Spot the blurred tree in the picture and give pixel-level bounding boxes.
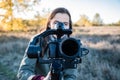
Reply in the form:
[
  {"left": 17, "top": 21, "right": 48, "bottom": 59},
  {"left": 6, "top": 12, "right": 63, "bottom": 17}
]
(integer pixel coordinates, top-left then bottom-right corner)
[
  {"left": 15, "top": 0, "right": 41, "bottom": 18},
  {"left": 75, "top": 15, "right": 92, "bottom": 27},
  {"left": 116, "top": 20, "right": 120, "bottom": 26},
  {"left": 0, "top": 0, "right": 27, "bottom": 31},
  {"left": 0, "top": 0, "right": 42, "bottom": 31},
  {"left": 16, "top": 0, "right": 49, "bottom": 31},
  {"left": 0, "top": 0, "right": 13, "bottom": 31},
  {"left": 108, "top": 20, "right": 120, "bottom": 26},
  {"left": 92, "top": 13, "right": 103, "bottom": 26}
]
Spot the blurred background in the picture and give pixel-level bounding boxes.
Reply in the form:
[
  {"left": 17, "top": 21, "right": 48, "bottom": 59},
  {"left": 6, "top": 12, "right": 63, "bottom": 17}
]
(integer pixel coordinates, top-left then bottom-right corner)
[{"left": 0, "top": 0, "right": 120, "bottom": 80}]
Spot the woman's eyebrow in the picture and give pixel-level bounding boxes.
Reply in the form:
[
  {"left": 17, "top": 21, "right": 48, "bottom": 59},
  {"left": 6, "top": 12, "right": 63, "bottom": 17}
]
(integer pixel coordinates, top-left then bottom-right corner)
[
  {"left": 54, "top": 20, "right": 59, "bottom": 23},
  {"left": 54, "top": 20, "right": 69, "bottom": 25},
  {"left": 63, "top": 22, "right": 69, "bottom": 24}
]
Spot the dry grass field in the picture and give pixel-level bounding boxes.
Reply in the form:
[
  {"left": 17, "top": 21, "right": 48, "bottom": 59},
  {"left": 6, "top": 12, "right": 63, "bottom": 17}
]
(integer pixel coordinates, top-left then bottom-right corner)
[{"left": 0, "top": 26, "right": 120, "bottom": 80}]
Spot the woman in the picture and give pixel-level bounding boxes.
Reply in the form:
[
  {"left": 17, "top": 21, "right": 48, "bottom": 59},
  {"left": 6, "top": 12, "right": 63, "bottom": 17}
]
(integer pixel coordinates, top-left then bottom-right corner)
[{"left": 17, "top": 7, "right": 77, "bottom": 80}]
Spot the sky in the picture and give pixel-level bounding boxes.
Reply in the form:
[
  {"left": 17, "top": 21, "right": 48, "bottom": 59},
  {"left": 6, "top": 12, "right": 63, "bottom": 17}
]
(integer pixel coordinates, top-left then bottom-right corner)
[{"left": 38, "top": 0, "right": 120, "bottom": 24}]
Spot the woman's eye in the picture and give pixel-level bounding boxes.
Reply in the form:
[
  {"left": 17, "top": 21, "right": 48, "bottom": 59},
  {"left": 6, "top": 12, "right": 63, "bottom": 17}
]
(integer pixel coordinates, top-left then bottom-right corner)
[
  {"left": 64, "top": 23, "right": 68, "bottom": 26},
  {"left": 65, "top": 24, "right": 67, "bottom": 26},
  {"left": 54, "top": 21, "right": 58, "bottom": 24}
]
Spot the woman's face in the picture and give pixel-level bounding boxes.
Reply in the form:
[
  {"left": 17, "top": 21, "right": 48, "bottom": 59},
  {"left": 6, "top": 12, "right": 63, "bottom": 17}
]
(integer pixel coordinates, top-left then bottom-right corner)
[{"left": 50, "top": 13, "right": 70, "bottom": 29}]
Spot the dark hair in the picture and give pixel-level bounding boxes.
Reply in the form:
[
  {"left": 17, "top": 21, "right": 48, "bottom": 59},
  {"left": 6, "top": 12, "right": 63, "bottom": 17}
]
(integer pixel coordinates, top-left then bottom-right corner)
[{"left": 46, "top": 7, "right": 72, "bottom": 30}]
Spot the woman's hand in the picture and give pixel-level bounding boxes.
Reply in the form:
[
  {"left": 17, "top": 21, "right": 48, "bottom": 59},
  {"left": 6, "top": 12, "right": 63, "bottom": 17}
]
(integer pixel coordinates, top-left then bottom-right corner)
[{"left": 32, "top": 72, "right": 51, "bottom": 80}]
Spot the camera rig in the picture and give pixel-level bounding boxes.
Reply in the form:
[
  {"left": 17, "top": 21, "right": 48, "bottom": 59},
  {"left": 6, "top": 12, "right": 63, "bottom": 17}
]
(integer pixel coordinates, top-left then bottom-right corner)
[{"left": 26, "top": 22, "right": 89, "bottom": 80}]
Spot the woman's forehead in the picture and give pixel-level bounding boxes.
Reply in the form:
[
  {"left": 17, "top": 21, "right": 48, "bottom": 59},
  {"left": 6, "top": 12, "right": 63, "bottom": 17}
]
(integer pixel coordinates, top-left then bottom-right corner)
[{"left": 52, "top": 13, "right": 69, "bottom": 22}]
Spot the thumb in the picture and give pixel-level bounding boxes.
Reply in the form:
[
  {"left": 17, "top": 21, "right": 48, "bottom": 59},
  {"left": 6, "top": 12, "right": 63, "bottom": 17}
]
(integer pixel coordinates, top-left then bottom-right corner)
[{"left": 44, "top": 71, "right": 51, "bottom": 80}]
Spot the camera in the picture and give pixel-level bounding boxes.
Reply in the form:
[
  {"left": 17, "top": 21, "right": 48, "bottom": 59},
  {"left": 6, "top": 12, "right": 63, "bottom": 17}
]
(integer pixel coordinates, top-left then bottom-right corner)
[{"left": 27, "top": 21, "right": 89, "bottom": 67}]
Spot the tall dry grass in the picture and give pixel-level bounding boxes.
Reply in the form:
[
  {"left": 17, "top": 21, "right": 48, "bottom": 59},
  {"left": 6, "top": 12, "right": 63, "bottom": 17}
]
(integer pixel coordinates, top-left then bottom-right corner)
[
  {"left": 73, "top": 27, "right": 120, "bottom": 80},
  {"left": 0, "top": 26, "right": 120, "bottom": 80},
  {"left": 0, "top": 32, "right": 31, "bottom": 80}
]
